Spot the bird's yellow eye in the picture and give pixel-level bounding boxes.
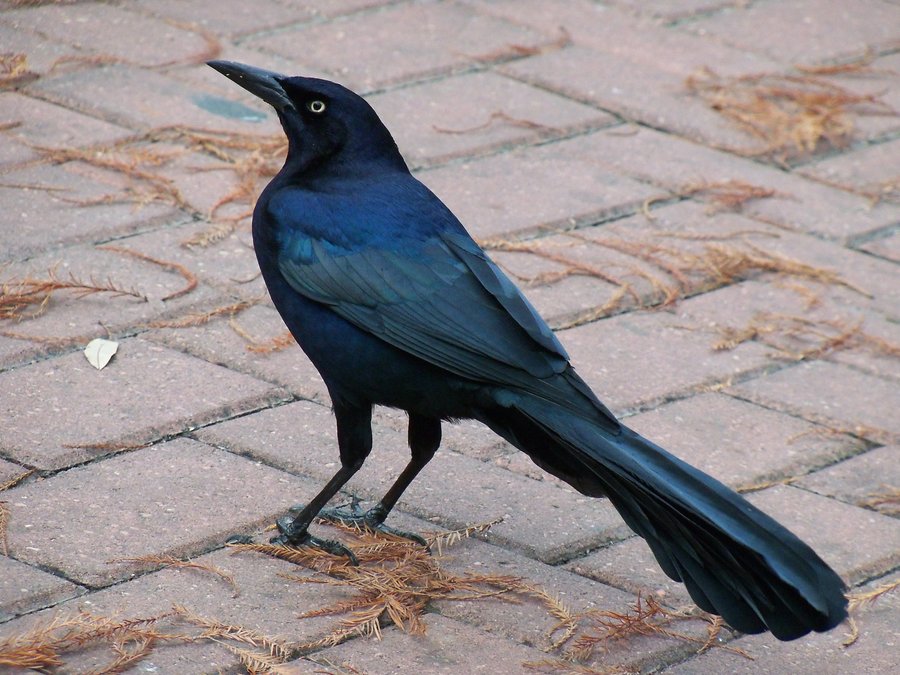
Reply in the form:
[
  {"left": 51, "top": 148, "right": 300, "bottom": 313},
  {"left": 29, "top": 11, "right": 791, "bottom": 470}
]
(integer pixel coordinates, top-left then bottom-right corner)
[{"left": 307, "top": 100, "right": 326, "bottom": 114}]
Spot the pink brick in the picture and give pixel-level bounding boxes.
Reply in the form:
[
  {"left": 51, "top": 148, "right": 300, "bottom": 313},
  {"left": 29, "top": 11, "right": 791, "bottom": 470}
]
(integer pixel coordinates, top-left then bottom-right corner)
[
  {"left": 796, "top": 138, "right": 900, "bottom": 203},
  {"left": 0, "top": 338, "right": 289, "bottom": 470},
  {"left": 685, "top": 0, "right": 900, "bottom": 64},
  {"left": 0, "top": 161, "right": 176, "bottom": 262},
  {"left": 0, "top": 556, "right": 82, "bottom": 622},
  {"left": 287, "top": 613, "right": 551, "bottom": 673},
  {"left": 0, "top": 240, "right": 223, "bottom": 348},
  {"left": 667, "top": 573, "right": 900, "bottom": 673},
  {"left": 570, "top": 536, "right": 695, "bottom": 609},
  {"left": 745, "top": 485, "right": 900, "bottom": 584},
  {"left": 0, "top": 21, "right": 81, "bottom": 74},
  {"left": 1, "top": 3, "right": 215, "bottom": 68},
  {"left": 795, "top": 445, "right": 900, "bottom": 517},
  {"left": 858, "top": 229, "right": 900, "bottom": 264},
  {"left": 151, "top": 303, "right": 329, "bottom": 403},
  {"left": 504, "top": 45, "right": 767, "bottom": 156},
  {"left": 0, "top": 92, "right": 131, "bottom": 167},
  {"left": 0, "top": 546, "right": 347, "bottom": 672},
  {"left": 537, "top": 126, "right": 900, "bottom": 242},
  {"left": 29, "top": 64, "right": 278, "bottom": 133},
  {"left": 369, "top": 70, "right": 614, "bottom": 168},
  {"left": 625, "top": 392, "right": 864, "bottom": 489},
  {"left": 559, "top": 300, "right": 772, "bottom": 413},
  {"left": 418, "top": 134, "right": 664, "bottom": 240},
  {"left": 246, "top": 2, "right": 552, "bottom": 91},
  {"left": 729, "top": 361, "right": 899, "bottom": 445},
  {"left": 2, "top": 438, "right": 315, "bottom": 587},
  {"left": 435, "top": 537, "right": 712, "bottom": 671}
]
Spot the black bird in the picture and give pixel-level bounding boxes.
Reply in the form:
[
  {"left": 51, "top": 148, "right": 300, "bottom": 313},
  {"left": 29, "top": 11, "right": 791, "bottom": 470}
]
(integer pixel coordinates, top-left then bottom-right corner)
[{"left": 208, "top": 60, "right": 847, "bottom": 640}]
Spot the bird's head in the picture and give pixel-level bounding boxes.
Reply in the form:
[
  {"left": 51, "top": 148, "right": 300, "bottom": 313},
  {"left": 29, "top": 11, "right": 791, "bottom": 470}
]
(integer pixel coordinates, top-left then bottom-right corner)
[{"left": 208, "top": 60, "right": 406, "bottom": 176}]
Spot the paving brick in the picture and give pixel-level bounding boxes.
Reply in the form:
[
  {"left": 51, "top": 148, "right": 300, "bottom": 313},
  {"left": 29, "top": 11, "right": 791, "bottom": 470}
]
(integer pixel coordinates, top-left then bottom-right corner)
[
  {"left": 0, "top": 546, "right": 346, "bottom": 672},
  {"left": 0, "top": 238, "right": 223, "bottom": 350},
  {"left": 569, "top": 536, "right": 695, "bottom": 609},
  {"left": 0, "top": 161, "right": 177, "bottom": 263},
  {"left": 368, "top": 70, "right": 615, "bottom": 168},
  {"left": 28, "top": 64, "right": 278, "bottom": 134},
  {"left": 530, "top": 126, "right": 900, "bottom": 242},
  {"left": 433, "top": 538, "right": 637, "bottom": 645},
  {"left": 246, "top": 2, "right": 552, "bottom": 91},
  {"left": 685, "top": 0, "right": 900, "bottom": 65},
  {"left": 473, "top": 0, "right": 779, "bottom": 76},
  {"left": 110, "top": 218, "right": 266, "bottom": 299},
  {"left": 796, "top": 138, "right": 900, "bottom": 205},
  {"left": 139, "top": 0, "right": 313, "bottom": 38},
  {"left": 151, "top": 303, "right": 329, "bottom": 402},
  {"left": 607, "top": 0, "right": 737, "bottom": 21},
  {"left": 197, "top": 401, "right": 630, "bottom": 563},
  {"left": 857, "top": 227, "right": 900, "bottom": 263},
  {"left": 558, "top": 299, "right": 772, "bottom": 414},
  {"left": 0, "top": 556, "right": 82, "bottom": 623},
  {"left": 745, "top": 485, "right": 900, "bottom": 584},
  {"left": 417, "top": 134, "right": 665, "bottom": 240},
  {"left": 0, "top": 338, "right": 289, "bottom": 470},
  {"left": 0, "top": 92, "right": 132, "bottom": 167},
  {"left": 827, "top": 309, "right": 900, "bottom": 381},
  {"left": 287, "top": 613, "right": 551, "bottom": 674},
  {"left": 0, "top": 458, "right": 30, "bottom": 487},
  {"left": 1, "top": 3, "right": 215, "bottom": 68},
  {"left": 729, "top": 361, "right": 899, "bottom": 445},
  {"left": 504, "top": 45, "right": 769, "bottom": 156},
  {"left": 665, "top": 573, "right": 900, "bottom": 673},
  {"left": 2, "top": 437, "right": 315, "bottom": 587},
  {"left": 794, "top": 445, "right": 900, "bottom": 517},
  {"left": 0, "top": 21, "right": 81, "bottom": 75},
  {"left": 623, "top": 392, "right": 864, "bottom": 489},
  {"left": 434, "top": 536, "right": 711, "bottom": 671}
]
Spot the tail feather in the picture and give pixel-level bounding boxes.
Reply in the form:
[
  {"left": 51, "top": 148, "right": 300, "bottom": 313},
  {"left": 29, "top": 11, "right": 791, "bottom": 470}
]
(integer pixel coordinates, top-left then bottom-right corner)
[{"left": 481, "top": 394, "right": 847, "bottom": 640}]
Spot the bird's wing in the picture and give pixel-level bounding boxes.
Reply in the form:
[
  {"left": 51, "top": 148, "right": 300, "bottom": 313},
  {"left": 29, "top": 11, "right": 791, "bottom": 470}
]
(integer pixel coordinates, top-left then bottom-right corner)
[{"left": 276, "top": 226, "right": 569, "bottom": 385}]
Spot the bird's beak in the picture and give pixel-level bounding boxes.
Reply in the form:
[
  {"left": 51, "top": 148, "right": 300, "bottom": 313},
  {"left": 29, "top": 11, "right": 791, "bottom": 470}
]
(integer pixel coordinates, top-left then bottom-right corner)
[{"left": 207, "top": 60, "right": 294, "bottom": 111}]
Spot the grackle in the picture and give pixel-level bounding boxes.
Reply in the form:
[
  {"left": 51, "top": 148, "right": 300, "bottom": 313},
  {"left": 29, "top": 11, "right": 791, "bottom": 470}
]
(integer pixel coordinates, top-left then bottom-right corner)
[{"left": 209, "top": 60, "right": 847, "bottom": 640}]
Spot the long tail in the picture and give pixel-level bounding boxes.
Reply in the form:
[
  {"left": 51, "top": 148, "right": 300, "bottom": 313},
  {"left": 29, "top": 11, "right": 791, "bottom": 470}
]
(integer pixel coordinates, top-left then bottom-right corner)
[{"left": 481, "top": 393, "right": 848, "bottom": 640}]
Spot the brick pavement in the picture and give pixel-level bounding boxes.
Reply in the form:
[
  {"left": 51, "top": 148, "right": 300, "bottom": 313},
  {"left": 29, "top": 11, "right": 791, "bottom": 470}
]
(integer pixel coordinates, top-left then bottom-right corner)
[{"left": 1, "top": 1, "right": 898, "bottom": 673}]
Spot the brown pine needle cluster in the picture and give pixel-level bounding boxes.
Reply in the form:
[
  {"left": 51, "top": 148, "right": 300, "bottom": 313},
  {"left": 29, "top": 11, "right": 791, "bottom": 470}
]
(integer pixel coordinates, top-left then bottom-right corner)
[
  {"left": 527, "top": 596, "right": 749, "bottom": 672},
  {"left": 485, "top": 232, "right": 864, "bottom": 329},
  {"left": 711, "top": 312, "right": 897, "bottom": 362},
  {"left": 857, "top": 486, "right": 900, "bottom": 516},
  {"left": 0, "top": 606, "right": 294, "bottom": 673},
  {"left": 229, "top": 519, "right": 535, "bottom": 651},
  {"left": 97, "top": 245, "right": 198, "bottom": 301},
  {"left": 842, "top": 578, "right": 900, "bottom": 648},
  {"left": 109, "top": 554, "right": 240, "bottom": 597},
  {"left": 146, "top": 299, "right": 256, "bottom": 329},
  {"left": 0, "top": 268, "right": 146, "bottom": 321},
  {"left": 0, "top": 610, "right": 181, "bottom": 672},
  {"left": 686, "top": 66, "right": 896, "bottom": 160},
  {"left": 0, "top": 52, "right": 38, "bottom": 88}
]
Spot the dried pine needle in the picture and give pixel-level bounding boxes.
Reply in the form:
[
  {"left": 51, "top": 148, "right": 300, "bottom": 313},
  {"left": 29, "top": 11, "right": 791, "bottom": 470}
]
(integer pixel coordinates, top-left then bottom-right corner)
[{"left": 1, "top": 268, "right": 146, "bottom": 321}]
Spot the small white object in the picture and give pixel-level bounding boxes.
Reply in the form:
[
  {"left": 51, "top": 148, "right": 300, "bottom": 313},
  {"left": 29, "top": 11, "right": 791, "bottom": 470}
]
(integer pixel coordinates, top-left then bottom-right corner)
[{"left": 84, "top": 338, "right": 119, "bottom": 370}]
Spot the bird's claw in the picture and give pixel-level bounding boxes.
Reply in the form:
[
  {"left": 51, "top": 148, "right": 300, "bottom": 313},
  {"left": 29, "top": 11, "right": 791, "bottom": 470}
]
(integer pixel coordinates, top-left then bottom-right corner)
[
  {"left": 317, "top": 503, "right": 431, "bottom": 551},
  {"left": 271, "top": 515, "right": 360, "bottom": 565}
]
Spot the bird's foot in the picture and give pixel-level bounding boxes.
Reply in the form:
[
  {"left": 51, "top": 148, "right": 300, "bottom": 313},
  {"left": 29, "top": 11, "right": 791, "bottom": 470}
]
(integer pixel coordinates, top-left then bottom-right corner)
[
  {"left": 316, "top": 499, "right": 430, "bottom": 550},
  {"left": 270, "top": 513, "right": 360, "bottom": 565}
]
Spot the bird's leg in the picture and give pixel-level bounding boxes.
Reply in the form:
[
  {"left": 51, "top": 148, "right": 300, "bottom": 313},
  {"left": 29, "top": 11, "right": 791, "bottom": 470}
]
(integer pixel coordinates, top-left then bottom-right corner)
[
  {"left": 317, "top": 415, "right": 441, "bottom": 548},
  {"left": 270, "top": 403, "right": 373, "bottom": 564}
]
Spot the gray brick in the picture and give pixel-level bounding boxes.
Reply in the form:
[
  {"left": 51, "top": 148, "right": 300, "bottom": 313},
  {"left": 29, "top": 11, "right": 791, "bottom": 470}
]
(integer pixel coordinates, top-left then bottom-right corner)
[
  {"left": 0, "top": 338, "right": 289, "bottom": 470},
  {"left": 2, "top": 438, "right": 315, "bottom": 586}
]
